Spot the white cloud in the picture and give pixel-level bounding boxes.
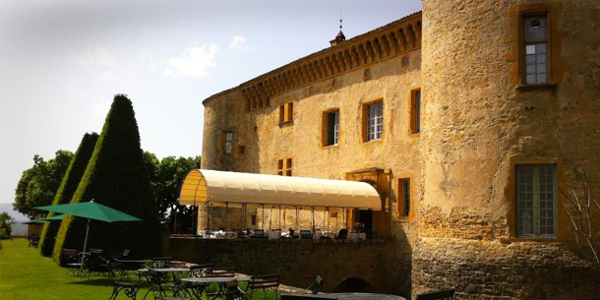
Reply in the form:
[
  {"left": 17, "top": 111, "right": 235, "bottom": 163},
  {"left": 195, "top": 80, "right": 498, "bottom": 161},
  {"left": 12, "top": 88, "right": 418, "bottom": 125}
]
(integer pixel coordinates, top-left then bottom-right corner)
[
  {"left": 164, "top": 44, "right": 219, "bottom": 78},
  {"left": 71, "top": 46, "right": 117, "bottom": 68},
  {"left": 100, "top": 71, "right": 113, "bottom": 81},
  {"left": 229, "top": 35, "right": 252, "bottom": 51}
]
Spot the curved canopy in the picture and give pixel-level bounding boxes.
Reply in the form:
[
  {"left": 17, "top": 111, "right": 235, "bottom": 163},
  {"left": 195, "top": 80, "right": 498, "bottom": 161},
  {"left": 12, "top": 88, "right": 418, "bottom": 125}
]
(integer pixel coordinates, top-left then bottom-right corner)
[{"left": 179, "top": 169, "right": 382, "bottom": 210}]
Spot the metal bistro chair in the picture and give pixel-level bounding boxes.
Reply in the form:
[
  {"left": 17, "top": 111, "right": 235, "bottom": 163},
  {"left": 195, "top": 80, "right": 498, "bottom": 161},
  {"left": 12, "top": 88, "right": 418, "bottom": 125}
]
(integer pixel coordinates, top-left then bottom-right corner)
[
  {"left": 108, "top": 281, "right": 140, "bottom": 300},
  {"left": 416, "top": 288, "right": 455, "bottom": 300},
  {"left": 247, "top": 273, "right": 281, "bottom": 299},
  {"left": 182, "top": 264, "right": 215, "bottom": 299},
  {"left": 306, "top": 275, "right": 324, "bottom": 294}
]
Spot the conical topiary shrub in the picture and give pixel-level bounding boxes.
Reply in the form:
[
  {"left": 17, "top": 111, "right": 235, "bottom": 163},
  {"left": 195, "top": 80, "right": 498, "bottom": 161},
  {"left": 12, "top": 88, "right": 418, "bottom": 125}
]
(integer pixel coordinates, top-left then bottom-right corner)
[
  {"left": 39, "top": 133, "right": 98, "bottom": 257},
  {"left": 53, "top": 94, "right": 160, "bottom": 263}
]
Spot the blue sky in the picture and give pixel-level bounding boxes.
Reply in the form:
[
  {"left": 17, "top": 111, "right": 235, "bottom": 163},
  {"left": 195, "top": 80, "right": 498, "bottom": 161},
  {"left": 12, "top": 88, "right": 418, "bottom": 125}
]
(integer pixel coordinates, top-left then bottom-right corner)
[{"left": 0, "top": 0, "right": 422, "bottom": 204}]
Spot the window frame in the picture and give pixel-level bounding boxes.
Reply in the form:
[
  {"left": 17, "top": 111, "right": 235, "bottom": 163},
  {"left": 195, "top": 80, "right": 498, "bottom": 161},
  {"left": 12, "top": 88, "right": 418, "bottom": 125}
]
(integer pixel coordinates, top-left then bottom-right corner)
[
  {"left": 519, "top": 10, "right": 552, "bottom": 86},
  {"left": 410, "top": 89, "right": 421, "bottom": 135},
  {"left": 396, "top": 177, "right": 412, "bottom": 219},
  {"left": 279, "top": 102, "right": 295, "bottom": 125},
  {"left": 285, "top": 158, "right": 293, "bottom": 176},
  {"left": 323, "top": 109, "right": 340, "bottom": 147},
  {"left": 277, "top": 159, "right": 284, "bottom": 176},
  {"left": 222, "top": 131, "right": 234, "bottom": 155},
  {"left": 515, "top": 164, "right": 558, "bottom": 238},
  {"left": 363, "top": 100, "right": 383, "bottom": 142}
]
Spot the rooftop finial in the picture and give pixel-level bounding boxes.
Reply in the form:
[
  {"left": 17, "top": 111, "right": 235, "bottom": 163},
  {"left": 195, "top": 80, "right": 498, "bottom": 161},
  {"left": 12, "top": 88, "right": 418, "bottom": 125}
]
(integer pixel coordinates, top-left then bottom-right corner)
[{"left": 330, "top": 12, "right": 346, "bottom": 47}]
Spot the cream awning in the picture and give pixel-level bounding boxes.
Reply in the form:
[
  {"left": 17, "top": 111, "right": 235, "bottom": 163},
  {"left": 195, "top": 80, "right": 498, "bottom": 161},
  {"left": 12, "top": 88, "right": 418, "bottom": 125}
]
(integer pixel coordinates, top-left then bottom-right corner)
[{"left": 179, "top": 169, "right": 382, "bottom": 210}]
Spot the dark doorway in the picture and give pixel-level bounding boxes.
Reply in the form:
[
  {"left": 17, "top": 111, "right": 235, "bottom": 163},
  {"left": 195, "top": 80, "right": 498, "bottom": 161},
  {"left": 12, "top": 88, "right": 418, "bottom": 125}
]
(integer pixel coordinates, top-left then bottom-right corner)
[
  {"left": 333, "top": 277, "right": 376, "bottom": 293},
  {"left": 357, "top": 210, "right": 373, "bottom": 239}
]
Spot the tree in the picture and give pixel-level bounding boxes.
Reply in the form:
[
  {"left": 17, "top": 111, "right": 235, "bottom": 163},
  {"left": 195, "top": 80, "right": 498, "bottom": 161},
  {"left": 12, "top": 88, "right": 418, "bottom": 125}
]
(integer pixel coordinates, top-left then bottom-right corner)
[
  {"left": 13, "top": 150, "right": 74, "bottom": 218},
  {"left": 53, "top": 94, "right": 160, "bottom": 263},
  {"left": 0, "top": 212, "right": 13, "bottom": 239},
  {"left": 154, "top": 156, "right": 200, "bottom": 233},
  {"left": 39, "top": 133, "right": 99, "bottom": 256},
  {"left": 561, "top": 169, "right": 600, "bottom": 268}
]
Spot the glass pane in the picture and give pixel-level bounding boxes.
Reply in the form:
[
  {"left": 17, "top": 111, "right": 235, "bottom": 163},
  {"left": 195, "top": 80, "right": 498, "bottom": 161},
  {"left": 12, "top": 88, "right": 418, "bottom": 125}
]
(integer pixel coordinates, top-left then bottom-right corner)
[
  {"left": 526, "top": 65, "right": 536, "bottom": 74},
  {"left": 538, "top": 166, "right": 556, "bottom": 235},
  {"left": 526, "top": 75, "right": 536, "bottom": 84},
  {"left": 517, "top": 166, "right": 535, "bottom": 236},
  {"left": 537, "top": 64, "right": 546, "bottom": 73},
  {"left": 526, "top": 54, "right": 536, "bottom": 64},
  {"left": 537, "top": 73, "right": 547, "bottom": 83},
  {"left": 536, "top": 43, "right": 546, "bottom": 54},
  {"left": 524, "top": 15, "right": 548, "bottom": 43},
  {"left": 537, "top": 54, "right": 546, "bottom": 64},
  {"left": 526, "top": 45, "right": 536, "bottom": 54}
]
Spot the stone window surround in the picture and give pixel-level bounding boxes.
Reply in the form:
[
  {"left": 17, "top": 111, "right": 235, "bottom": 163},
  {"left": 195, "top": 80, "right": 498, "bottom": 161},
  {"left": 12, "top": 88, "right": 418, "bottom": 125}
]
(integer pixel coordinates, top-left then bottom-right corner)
[
  {"left": 409, "top": 88, "right": 421, "bottom": 135},
  {"left": 362, "top": 98, "right": 384, "bottom": 143},
  {"left": 395, "top": 174, "right": 414, "bottom": 221},
  {"left": 508, "top": 3, "right": 563, "bottom": 90},
  {"left": 506, "top": 161, "right": 567, "bottom": 241},
  {"left": 322, "top": 108, "right": 341, "bottom": 148}
]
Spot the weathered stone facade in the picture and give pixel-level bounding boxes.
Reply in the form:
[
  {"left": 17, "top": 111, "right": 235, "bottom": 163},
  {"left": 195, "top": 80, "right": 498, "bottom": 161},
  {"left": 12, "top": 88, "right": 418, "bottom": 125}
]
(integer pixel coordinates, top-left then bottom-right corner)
[
  {"left": 169, "top": 237, "right": 404, "bottom": 294},
  {"left": 197, "top": 2, "right": 600, "bottom": 299}
]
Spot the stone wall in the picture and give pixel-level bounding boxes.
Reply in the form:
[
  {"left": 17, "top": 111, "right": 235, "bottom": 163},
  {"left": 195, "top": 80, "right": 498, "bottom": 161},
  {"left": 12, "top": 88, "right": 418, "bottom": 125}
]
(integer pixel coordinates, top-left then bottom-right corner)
[
  {"left": 169, "top": 237, "right": 409, "bottom": 297},
  {"left": 413, "top": 237, "right": 599, "bottom": 300}
]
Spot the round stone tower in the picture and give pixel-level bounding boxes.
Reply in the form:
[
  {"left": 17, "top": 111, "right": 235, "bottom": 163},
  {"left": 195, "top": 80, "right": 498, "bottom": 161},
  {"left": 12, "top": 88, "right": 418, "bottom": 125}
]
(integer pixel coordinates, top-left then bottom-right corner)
[{"left": 417, "top": 0, "right": 600, "bottom": 299}]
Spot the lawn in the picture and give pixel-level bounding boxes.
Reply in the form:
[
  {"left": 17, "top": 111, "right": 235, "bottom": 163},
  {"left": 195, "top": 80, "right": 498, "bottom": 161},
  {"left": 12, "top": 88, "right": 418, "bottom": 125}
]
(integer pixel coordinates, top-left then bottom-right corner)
[{"left": 0, "top": 239, "right": 278, "bottom": 300}]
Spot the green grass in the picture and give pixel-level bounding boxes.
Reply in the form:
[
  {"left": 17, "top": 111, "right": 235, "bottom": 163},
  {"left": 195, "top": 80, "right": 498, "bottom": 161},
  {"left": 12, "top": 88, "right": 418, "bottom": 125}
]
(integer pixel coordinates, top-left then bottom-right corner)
[{"left": 0, "top": 239, "right": 278, "bottom": 300}]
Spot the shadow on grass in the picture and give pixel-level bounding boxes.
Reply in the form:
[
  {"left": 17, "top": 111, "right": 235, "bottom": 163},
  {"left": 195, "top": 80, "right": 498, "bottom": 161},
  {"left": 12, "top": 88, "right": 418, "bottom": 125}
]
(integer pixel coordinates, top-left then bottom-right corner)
[{"left": 65, "top": 278, "right": 116, "bottom": 287}]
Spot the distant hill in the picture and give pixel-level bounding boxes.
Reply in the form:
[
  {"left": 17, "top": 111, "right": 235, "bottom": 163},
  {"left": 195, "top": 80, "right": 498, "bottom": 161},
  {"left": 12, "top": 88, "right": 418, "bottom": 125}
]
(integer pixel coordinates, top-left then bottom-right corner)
[{"left": 0, "top": 203, "right": 28, "bottom": 222}]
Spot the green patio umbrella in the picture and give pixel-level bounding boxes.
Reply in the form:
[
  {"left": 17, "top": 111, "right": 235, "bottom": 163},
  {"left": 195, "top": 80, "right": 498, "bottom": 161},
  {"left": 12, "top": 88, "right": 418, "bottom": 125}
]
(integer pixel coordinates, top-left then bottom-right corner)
[
  {"left": 35, "top": 200, "right": 142, "bottom": 267},
  {"left": 23, "top": 214, "right": 65, "bottom": 224}
]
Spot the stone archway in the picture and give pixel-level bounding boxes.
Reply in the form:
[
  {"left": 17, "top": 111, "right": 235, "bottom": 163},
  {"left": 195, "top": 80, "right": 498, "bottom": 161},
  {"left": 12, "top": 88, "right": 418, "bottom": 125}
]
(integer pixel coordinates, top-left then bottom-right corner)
[{"left": 332, "top": 277, "right": 376, "bottom": 293}]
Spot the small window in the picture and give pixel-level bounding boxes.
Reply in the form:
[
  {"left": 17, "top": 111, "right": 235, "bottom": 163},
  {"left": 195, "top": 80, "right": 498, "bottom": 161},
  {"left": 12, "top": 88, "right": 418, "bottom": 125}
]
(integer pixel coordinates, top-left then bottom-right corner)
[
  {"left": 286, "top": 158, "right": 293, "bottom": 176},
  {"left": 277, "top": 159, "right": 284, "bottom": 176},
  {"left": 516, "top": 165, "right": 557, "bottom": 237},
  {"left": 324, "top": 110, "right": 340, "bottom": 146},
  {"left": 224, "top": 132, "right": 233, "bottom": 154},
  {"left": 251, "top": 215, "right": 257, "bottom": 226},
  {"left": 279, "top": 102, "right": 294, "bottom": 124},
  {"left": 398, "top": 178, "right": 411, "bottom": 217},
  {"left": 523, "top": 14, "right": 548, "bottom": 84},
  {"left": 365, "top": 101, "right": 383, "bottom": 141},
  {"left": 254, "top": 126, "right": 258, "bottom": 133},
  {"left": 364, "top": 68, "right": 372, "bottom": 80},
  {"left": 410, "top": 89, "right": 421, "bottom": 134},
  {"left": 238, "top": 145, "right": 245, "bottom": 154}
]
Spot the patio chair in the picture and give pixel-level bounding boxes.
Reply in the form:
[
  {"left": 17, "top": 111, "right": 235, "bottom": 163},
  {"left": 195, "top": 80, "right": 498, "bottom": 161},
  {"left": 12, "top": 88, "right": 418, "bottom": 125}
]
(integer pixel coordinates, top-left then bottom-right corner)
[
  {"left": 224, "top": 279, "right": 246, "bottom": 300},
  {"left": 62, "top": 248, "right": 85, "bottom": 275},
  {"left": 416, "top": 288, "right": 455, "bottom": 300},
  {"left": 336, "top": 229, "right": 348, "bottom": 240},
  {"left": 247, "top": 273, "right": 280, "bottom": 299},
  {"left": 108, "top": 281, "right": 140, "bottom": 300},
  {"left": 306, "top": 275, "right": 324, "bottom": 294},
  {"left": 281, "top": 295, "right": 337, "bottom": 300},
  {"left": 206, "top": 266, "right": 236, "bottom": 277},
  {"left": 142, "top": 269, "right": 181, "bottom": 300}
]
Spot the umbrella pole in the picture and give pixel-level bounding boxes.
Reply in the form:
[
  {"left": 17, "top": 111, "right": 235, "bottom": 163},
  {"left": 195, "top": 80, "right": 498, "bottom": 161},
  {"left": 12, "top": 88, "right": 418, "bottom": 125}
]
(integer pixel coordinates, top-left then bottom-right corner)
[{"left": 80, "top": 219, "right": 91, "bottom": 273}]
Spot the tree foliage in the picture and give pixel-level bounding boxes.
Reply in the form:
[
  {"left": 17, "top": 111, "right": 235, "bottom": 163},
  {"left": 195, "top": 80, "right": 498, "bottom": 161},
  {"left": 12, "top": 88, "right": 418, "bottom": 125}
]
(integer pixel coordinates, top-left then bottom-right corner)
[
  {"left": 53, "top": 95, "right": 160, "bottom": 262},
  {"left": 39, "top": 133, "right": 99, "bottom": 256},
  {"left": 142, "top": 154, "right": 200, "bottom": 233},
  {"left": 0, "top": 212, "right": 13, "bottom": 239},
  {"left": 13, "top": 151, "right": 74, "bottom": 218}
]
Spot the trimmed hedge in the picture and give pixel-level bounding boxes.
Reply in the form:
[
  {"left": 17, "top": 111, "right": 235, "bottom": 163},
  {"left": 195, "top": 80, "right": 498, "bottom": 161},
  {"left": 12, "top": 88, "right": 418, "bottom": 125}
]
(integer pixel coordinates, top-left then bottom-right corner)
[
  {"left": 53, "top": 95, "right": 160, "bottom": 263},
  {"left": 39, "top": 133, "right": 98, "bottom": 257}
]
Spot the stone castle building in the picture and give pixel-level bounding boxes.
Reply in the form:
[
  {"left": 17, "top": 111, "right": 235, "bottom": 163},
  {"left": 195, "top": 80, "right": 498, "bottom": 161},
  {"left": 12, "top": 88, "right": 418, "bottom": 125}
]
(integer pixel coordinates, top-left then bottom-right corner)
[{"left": 195, "top": 1, "right": 600, "bottom": 299}]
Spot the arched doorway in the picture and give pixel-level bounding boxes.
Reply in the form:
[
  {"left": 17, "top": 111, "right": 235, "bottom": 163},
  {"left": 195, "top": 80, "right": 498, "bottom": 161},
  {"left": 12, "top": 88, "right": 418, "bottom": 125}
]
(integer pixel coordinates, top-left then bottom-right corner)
[{"left": 333, "top": 277, "right": 376, "bottom": 293}]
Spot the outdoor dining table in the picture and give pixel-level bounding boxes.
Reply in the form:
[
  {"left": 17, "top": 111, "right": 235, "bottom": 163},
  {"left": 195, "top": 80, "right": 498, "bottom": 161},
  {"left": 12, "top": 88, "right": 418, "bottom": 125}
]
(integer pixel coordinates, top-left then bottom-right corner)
[
  {"left": 180, "top": 275, "right": 252, "bottom": 300},
  {"left": 113, "top": 259, "right": 152, "bottom": 278}
]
